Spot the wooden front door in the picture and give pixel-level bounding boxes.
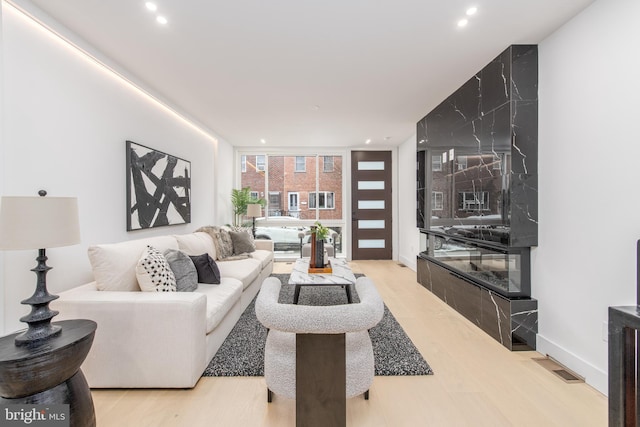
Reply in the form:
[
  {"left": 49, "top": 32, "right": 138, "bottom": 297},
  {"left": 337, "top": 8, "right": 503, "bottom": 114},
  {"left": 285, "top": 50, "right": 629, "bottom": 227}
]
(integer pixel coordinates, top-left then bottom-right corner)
[{"left": 351, "top": 151, "right": 392, "bottom": 260}]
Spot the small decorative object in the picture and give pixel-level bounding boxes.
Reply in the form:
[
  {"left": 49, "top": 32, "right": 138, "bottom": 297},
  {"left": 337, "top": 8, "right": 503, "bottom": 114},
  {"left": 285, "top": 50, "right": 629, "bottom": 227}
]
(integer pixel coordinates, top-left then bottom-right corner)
[
  {"left": 309, "top": 225, "right": 317, "bottom": 269},
  {"left": 126, "top": 140, "right": 191, "bottom": 231},
  {"left": 308, "top": 221, "right": 333, "bottom": 273},
  {"left": 246, "top": 203, "right": 262, "bottom": 238},
  {"left": 0, "top": 191, "right": 81, "bottom": 345}
]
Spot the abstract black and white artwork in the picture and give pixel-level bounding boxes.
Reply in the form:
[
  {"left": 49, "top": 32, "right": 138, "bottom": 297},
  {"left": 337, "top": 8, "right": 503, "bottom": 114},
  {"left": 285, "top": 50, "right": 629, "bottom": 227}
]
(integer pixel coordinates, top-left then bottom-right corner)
[{"left": 126, "top": 140, "right": 191, "bottom": 231}]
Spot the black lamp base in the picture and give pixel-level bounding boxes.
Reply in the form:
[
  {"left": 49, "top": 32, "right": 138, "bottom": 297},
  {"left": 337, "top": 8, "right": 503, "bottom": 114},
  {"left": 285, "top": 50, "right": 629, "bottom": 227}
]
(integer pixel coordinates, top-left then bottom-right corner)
[{"left": 15, "top": 248, "right": 61, "bottom": 346}]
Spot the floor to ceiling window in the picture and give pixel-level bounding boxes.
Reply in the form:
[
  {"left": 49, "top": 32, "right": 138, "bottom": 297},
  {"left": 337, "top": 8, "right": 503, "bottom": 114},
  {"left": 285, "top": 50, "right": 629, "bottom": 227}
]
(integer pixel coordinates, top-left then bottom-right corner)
[{"left": 238, "top": 152, "right": 345, "bottom": 258}]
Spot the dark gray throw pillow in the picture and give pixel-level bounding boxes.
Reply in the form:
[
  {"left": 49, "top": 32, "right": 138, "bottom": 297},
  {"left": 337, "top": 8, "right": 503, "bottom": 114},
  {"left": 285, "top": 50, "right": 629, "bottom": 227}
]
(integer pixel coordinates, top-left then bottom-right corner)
[
  {"left": 163, "top": 249, "right": 198, "bottom": 292},
  {"left": 189, "top": 253, "right": 221, "bottom": 284},
  {"left": 230, "top": 230, "right": 256, "bottom": 255}
]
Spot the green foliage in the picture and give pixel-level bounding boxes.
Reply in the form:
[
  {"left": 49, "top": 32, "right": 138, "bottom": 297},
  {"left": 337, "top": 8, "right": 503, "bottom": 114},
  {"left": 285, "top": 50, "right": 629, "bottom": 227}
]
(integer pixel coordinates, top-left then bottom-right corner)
[
  {"left": 313, "top": 221, "right": 330, "bottom": 241},
  {"left": 231, "top": 187, "right": 265, "bottom": 226}
]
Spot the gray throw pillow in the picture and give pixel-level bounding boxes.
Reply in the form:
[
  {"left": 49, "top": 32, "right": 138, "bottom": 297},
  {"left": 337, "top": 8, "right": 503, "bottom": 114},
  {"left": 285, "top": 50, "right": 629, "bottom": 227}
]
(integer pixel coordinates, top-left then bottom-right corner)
[
  {"left": 230, "top": 230, "right": 256, "bottom": 255},
  {"left": 163, "top": 249, "right": 198, "bottom": 292}
]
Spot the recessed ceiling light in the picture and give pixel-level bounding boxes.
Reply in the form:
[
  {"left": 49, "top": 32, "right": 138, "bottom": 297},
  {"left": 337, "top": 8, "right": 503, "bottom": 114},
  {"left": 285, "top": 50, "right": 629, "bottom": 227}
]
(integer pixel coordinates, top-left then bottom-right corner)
[
  {"left": 466, "top": 7, "right": 478, "bottom": 16},
  {"left": 457, "top": 19, "right": 468, "bottom": 27},
  {"left": 145, "top": 2, "right": 157, "bottom": 12},
  {"left": 156, "top": 16, "right": 168, "bottom": 25},
  {"left": 365, "top": 139, "right": 371, "bottom": 144},
  {"left": 260, "top": 139, "right": 267, "bottom": 144}
]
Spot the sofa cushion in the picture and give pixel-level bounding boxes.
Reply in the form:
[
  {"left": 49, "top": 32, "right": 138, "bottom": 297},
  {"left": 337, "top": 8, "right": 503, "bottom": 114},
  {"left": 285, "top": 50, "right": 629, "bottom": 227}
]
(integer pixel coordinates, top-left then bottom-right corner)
[
  {"left": 88, "top": 235, "right": 179, "bottom": 291},
  {"left": 229, "top": 225, "right": 254, "bottom": 243},
  {"left": 189, "top": 253, "right": 221, "bottom": 285},
  {"left": 216, "top": 258, "right": 262, "bottom": 290},
  {"left": 249, "top": 249, "right": 274, "bottom": 270},
  {"left": 229, "top": 230, "right": 256, "bottom": 255},
  {"left": 136, "top": 246, "right": 177, "bottom": 292},
  {"left": 197, "top": 279, "right": 243, "bottom": 333},
  {"left": 174, "top": 232, "right": 217, "bottom": 260},
  {"left": 164, "top": 249, "right": 198, "bottom": 292}
]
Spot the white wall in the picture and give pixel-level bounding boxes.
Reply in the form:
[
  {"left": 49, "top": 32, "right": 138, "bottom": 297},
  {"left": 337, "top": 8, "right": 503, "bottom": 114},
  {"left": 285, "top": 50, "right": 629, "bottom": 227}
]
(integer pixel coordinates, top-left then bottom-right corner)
[
  {"left": 534, "top": 0, "right": 640, "bottom": 394},
  {"left": 398, "top": 134, "right": 419, "bottom": 271},
  {"left": 0, "top": 3, "right": 5, "bottom": 335},
  {"left": 0, "top": 6, "right": 233, "bottom": 335}
]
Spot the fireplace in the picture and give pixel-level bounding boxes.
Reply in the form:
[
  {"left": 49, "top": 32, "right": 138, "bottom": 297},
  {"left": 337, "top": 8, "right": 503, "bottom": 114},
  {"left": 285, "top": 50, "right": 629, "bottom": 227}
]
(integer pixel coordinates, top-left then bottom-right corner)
[{"left": 415, "top": 45, "right": 538, "bottom": 350}]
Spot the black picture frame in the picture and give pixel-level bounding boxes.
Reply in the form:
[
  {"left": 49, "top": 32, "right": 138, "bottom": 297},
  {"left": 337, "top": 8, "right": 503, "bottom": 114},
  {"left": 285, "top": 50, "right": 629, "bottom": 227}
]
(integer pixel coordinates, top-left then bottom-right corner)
[{"left": 126, "top": 140, "right": 191, "bottom": 231}]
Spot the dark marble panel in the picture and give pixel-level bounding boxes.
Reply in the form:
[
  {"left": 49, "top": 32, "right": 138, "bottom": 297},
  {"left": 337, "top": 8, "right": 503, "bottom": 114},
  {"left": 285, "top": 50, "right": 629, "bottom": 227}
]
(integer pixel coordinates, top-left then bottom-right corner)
[
  {"left": 452, "top": 75, "right": 482, "bottom": 126},
  {"left": 417, "top": 257, "right": 538, "bottom": 351},
  {"left": 480, "top": 289, "right": 512, "bottom": 348},
  {"left": 480, "top": 102, "right": 511, "bottom": 153},
  {"left": 416, "top": 257, "right": 430, "bottom": 291},
  {"left": 445, "top": 272, "right": 482, "bottom": 326},
  {"left": 510, "top": 173, "right": 538, "bottom": 247},
  {"left": 511, "top": 45, "right": 538, "bottom": 102},
  {"left": 417, "top": 151, "right": 426, "bottom": 229},
  {"left": 511, "top": 299, "right": 538, "bottom": 350},
  {"left": 451, "top": 118, "right": 482, "bottom": 151},
  {"left": 417, "top": 117, "right": 427, "bottom": 148},
  {"left": 510, "top": 100, "right": 538, "bottom": 175},
  {"left": 418, "top": 44, "right": 537, "bottom": 251},
  {"left": 481, "top": 49, "right": 511, "bottom": 115}
]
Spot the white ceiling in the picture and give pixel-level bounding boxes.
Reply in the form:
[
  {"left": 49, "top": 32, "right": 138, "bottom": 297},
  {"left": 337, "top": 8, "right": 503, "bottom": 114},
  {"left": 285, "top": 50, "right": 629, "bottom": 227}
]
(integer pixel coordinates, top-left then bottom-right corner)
[{"left": 12, "top": 0, "right": 595, "bottom": 148}]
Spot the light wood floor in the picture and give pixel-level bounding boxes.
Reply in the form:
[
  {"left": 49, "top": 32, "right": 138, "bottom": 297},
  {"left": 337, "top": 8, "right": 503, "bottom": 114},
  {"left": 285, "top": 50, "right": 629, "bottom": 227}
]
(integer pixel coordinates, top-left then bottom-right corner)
[{"left": 91, "top": 260, "right": 607, "bottom": 426}]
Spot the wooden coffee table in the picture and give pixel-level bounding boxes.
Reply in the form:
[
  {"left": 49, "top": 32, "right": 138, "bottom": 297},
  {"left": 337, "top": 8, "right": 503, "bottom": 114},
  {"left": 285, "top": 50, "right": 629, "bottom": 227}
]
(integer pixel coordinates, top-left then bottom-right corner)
[{"left": 289, "top": 258, "right": 357, "bottom": 304}]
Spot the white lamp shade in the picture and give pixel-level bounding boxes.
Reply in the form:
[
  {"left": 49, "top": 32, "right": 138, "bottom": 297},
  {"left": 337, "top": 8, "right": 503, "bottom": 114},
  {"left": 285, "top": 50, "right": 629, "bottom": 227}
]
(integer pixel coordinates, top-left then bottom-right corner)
[
  {"left": 0, "top": 196, "right": 81, "bottom": 250},
  {"left": 246, "top": 204, "right": 262, "bottom": 218}
]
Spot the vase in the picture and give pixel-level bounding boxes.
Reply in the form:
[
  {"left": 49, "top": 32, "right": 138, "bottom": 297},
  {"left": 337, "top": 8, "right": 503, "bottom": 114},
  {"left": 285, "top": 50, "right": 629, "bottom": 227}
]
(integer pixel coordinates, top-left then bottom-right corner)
[{"left": 315, "top": 239, "right": 324, "bottom": 268}]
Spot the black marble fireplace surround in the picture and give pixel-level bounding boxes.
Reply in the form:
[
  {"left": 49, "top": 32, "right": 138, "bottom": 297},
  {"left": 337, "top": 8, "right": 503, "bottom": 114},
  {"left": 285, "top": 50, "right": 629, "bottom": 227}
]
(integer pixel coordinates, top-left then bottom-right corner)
[{"left": 416, "top": 45, "right": 538, "bottom": 350}]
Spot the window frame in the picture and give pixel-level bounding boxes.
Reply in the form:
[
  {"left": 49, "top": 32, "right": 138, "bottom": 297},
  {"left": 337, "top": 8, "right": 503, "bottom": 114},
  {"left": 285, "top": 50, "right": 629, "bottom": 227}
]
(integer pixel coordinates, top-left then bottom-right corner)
[
  {"left": 309, "top": 191, "right": 335, "bottom": 210},
  {"left": 323, "top": 156, "right": 334, "bottom": 172},
  {"left": 295, "top": 156, "right": 306, "bottom": 172},
  {"left": 256, "top": 155, "right": 266, "bottom": 172},
  {"left": 432, "top": 191, "right": 444, "bottom": 210},
  {"left": 432, "top": 155, "right": 442, "bottom": 172}
]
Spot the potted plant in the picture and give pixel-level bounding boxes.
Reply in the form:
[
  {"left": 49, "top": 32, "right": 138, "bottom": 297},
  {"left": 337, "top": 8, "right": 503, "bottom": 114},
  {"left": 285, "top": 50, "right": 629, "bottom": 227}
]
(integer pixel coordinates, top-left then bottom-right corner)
[
  {"left": 312, "top": 221, "right": 330, "bottom": 267},
  {"left": 231, "top": 187, "right": 265, "bottom": 226}
]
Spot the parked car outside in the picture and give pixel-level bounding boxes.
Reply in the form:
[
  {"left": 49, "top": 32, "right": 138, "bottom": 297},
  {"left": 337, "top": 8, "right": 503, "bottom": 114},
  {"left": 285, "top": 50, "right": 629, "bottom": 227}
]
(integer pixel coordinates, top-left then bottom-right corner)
[{"left": 253, "top": 217, "right": 337, "bottom": 252}]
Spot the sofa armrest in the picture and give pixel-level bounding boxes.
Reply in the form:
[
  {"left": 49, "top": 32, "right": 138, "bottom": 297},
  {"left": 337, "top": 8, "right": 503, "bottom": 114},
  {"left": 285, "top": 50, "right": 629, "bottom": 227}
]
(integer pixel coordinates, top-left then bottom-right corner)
[
  {"left": 52, "top": 283, "right": 207, "bottom": 388},
  {"left": 255, "top": 239, "right": 274, "bottom": 252}
]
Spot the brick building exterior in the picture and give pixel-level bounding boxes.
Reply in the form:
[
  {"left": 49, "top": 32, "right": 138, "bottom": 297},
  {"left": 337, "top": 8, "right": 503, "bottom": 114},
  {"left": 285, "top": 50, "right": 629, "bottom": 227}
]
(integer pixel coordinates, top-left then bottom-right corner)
[{"left": 240, "top": 154, "right": 342, "bottom": 220}]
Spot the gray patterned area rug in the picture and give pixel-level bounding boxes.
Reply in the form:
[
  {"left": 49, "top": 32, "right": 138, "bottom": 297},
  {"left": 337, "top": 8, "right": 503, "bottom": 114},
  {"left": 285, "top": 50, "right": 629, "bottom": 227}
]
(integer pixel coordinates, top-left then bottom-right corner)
[{"left": 203, "top": 273, "right": 433, "bottom": 377}]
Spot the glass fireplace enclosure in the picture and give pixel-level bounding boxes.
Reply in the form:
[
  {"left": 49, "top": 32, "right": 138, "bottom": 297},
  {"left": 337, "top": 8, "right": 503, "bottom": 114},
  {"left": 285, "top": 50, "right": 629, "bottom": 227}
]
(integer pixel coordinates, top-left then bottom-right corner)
[{"left": 419, "top": 232, "right": 530, "bottom": 298}]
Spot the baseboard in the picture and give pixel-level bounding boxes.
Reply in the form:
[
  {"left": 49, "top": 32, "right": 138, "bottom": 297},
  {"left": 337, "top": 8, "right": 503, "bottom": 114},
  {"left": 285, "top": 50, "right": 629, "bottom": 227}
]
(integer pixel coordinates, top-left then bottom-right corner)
[
  {"left": 536, "top": 334, "right": 607, "bottom": 396},
  {"left": 398, "top": 254, "right": 417, "bottom": 272}
]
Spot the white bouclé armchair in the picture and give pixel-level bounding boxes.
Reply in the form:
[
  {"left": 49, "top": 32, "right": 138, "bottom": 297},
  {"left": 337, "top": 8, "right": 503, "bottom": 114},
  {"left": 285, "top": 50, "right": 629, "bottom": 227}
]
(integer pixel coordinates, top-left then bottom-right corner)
[{"left": 255, "top": 276, "right": 384, "bottom": 402}]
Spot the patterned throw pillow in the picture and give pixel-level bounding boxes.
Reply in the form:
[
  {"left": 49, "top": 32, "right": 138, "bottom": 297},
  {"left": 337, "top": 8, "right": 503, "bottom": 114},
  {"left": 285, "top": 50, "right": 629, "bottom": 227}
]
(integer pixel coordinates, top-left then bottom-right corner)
[
  {"left": 217, "top": 228, "right": 235, "bottom": 259},
  {"left": 136, "top": 245, "right": 177, "bottom": 292}
]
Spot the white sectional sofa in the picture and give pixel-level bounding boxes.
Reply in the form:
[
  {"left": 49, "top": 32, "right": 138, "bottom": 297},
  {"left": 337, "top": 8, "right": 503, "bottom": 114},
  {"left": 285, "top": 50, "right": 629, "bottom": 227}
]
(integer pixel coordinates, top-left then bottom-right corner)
[{"left": 52, "top": 230, "right": 273, "bottom": 389}]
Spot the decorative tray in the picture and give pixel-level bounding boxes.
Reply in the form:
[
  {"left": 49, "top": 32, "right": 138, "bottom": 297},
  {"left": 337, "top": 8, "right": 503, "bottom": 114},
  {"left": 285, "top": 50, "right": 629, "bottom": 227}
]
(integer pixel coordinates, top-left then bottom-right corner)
[{"left": 308, "top": 260, "right": 332, "bottom": 274}]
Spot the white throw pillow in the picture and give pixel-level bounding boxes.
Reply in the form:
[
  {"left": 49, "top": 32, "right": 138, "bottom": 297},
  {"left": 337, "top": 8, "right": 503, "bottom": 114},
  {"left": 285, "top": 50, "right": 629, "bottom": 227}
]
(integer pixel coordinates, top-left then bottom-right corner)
[
  {"left": 136, "top": 245, "right": 177, "bottom": 292},
  {"left": 88, "top": 235, "right": 179, "bottom": 291},
  {"left": 174, "top": 232, "right": 217, "bottom": 260}
]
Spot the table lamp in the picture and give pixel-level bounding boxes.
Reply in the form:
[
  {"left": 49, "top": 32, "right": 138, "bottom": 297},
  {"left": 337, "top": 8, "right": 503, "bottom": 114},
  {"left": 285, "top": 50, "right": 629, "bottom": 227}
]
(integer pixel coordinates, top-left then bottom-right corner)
[
  {"left": 0, "top": 191, "right": 80, "bottom": 346},
  {"left": 246, "top": 203, "right": 262, "bottom": 238}
]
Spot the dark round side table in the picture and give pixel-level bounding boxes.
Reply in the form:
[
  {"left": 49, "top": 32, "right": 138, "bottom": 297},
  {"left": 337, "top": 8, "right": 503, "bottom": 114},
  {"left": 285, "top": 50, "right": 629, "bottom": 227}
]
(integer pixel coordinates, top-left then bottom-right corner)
[{"left": 0, "top": 319, "right": 97, "bottom": 427}]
